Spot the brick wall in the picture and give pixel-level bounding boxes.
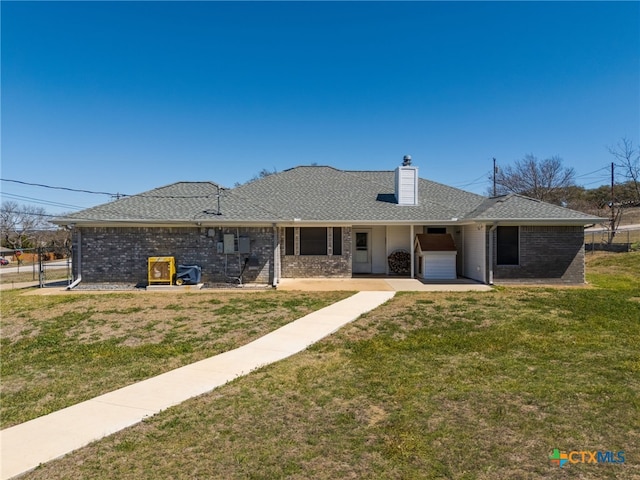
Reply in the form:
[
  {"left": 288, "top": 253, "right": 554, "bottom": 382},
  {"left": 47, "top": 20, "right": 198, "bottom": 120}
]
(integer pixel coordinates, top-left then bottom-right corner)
[
  {"left": 279, "top": 227, "right": 352, "bottom": 277},
  {"left": 71, "top": 224, "right": 587, "bottom": 284},
  {"left": 73, "top": 226, "right": 274, "bottom": 285},
  {"left": 492, "top": 225, "right": 585, "bottom": 283}
]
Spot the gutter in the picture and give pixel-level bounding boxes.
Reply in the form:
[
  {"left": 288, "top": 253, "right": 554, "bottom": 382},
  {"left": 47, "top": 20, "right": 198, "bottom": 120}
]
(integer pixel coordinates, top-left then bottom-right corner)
[
  {"left": 477, "top": 218, "right": 604, "bottom": 226},
  {"left": 488, "top": 222, "right": 498, "bottom": 285},
  {"left": 66, "top": 229, "right": 82, "bottom": 290}
]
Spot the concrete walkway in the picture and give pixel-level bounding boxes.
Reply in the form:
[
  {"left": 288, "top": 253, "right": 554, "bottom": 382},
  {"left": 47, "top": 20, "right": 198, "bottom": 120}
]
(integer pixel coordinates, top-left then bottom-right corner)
[
  {"left": 0, "top": 291, "right": 395, "bottom": 480},
  {"left": 3, "top": 277, "right": 492, "bottom": 293},
  {"left": 277, "top": 277, "right": 492, "bottom": 292}
]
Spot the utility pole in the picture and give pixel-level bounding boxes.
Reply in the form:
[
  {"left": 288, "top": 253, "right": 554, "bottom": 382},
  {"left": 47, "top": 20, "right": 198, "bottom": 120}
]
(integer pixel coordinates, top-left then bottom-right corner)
[
  {"left": 493, "top": 158, "right": 497, "bottom": 197},
  {"left": 610, "top": 162, "right": 615, "bottom": 243}
]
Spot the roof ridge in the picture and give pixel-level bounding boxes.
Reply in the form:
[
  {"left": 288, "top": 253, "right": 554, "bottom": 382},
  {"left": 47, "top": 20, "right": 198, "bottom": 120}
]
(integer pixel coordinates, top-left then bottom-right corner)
[
  {"left": 282, "top": 165, "right": 341, "bottom": 172},
  {"left": 343, "top": 169, "right": 395, "bottom": 173}
]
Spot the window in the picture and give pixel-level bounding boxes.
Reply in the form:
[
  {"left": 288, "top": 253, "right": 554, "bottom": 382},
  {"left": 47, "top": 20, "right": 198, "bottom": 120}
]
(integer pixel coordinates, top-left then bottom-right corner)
[
  {"left": 285, "top": 227, "right": 294, "bottom": 255},
  {"left": 284, "top": 227, "right": 337, "bottom": 256},
  {"left": 497, "top": 226, "right": 519, "bottom": 265},
  {"left": 332, "top": 227, "right": 342, "bottom": 255},
  {"left": 427, "top": 227, "right": 447, "bottom": 234},
  {"left": 300, "top": 227, "right": 327, "bottom": 255}
]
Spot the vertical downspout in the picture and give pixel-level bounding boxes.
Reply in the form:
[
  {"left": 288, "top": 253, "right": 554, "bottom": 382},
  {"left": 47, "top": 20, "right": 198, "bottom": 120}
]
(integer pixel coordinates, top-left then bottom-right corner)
[
  {"left": 272, "top": 225, "right": 280, "bottom": 287},
  {"left": 488, "top": 222, "right": 498, "bottom": 285},
  {"left": 66, "top": 228, "right": 82, "bottom": 290},
  {"left": 410, "top": 224, "right": 415, "bottom": 278}
]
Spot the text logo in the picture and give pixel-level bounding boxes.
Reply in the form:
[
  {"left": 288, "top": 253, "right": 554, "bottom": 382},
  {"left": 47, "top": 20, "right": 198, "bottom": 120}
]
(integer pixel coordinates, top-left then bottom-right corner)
[
  {"left": 549, "top": 449, "right": 568, "bottom": 467},
  {"left": 549, "top": 449, "right": 625, "bottom": 468}
]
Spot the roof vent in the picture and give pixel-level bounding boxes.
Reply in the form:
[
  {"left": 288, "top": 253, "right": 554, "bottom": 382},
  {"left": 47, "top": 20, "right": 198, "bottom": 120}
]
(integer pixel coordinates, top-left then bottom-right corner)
[{"left": 402, "top": 154, "right": 412, "bottom": 166}]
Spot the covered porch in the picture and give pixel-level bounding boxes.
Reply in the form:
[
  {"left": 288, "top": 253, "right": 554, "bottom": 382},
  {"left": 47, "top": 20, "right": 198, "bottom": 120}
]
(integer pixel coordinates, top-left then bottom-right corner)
[
  {"left": 277, "top": 276, "right": 491, "bottom": 292},
  {"left": 351, "top": 224, "right": 465, "bottom": 279}
]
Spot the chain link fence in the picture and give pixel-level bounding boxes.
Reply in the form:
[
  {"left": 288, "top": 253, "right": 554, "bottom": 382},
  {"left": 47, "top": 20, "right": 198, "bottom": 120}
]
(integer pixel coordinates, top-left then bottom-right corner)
[{"left": 585, "top": 227, "right": 640, "bottom": 253}]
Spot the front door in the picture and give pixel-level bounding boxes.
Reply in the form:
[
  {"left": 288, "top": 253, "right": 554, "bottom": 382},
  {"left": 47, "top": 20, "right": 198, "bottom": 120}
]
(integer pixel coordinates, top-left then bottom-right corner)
[{"left": 353, "top": 229, "right": 372, "bottom": 274}]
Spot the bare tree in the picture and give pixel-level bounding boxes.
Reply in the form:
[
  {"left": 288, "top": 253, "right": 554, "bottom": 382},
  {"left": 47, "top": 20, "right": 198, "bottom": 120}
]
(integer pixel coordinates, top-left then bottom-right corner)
[
  {"left": 40, "top": 228, "right": 73, "bottom": 259},
  {"left": 608, "top": 137, "right": 640, "bottom": 204},
  {"left": 234, "top": 167, "right": 278, "bottom": 187},
  {"left": 0, "top": 201, "right": 50, "bottom": 250},
  {"left": 490, "top": 154, "right": 576, "bottom": 205}
]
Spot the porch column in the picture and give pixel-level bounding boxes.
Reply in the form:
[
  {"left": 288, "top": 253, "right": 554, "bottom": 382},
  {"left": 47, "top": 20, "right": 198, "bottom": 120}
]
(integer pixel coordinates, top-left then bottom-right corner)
[
  {"left": 410, "top": 225, "right": 415, "bottom": 278},
  {"left": 488, "top": 223, "right": 498, "bottom": 285},
  {"left": 385, "top": 226, "right": 389, "bottom": 275}
]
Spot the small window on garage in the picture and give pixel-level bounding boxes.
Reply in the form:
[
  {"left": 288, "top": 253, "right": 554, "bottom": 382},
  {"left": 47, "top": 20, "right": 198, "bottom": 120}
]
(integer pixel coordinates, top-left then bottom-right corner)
[
  {"left": 497, "top": 226, "right": 519, "bottom": 265},
  {"left": 285, "top": 227, "right": 294, "bottom": 255},
  {"left": 300, "top": 227, "right": 328, "bottom": 255},
  {"left": 332, "top": 227, "right": 342, "bottom": 255}
]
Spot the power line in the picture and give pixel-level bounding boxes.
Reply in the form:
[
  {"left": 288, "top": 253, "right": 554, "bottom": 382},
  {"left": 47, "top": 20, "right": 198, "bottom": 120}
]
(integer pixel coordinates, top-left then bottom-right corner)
[
  {"left": 1, "top": 178, "right": 118, "bottom": 196},
  {"left": 451, "top": 171, "right": 491, "bottom": 189},
  {"left": 1, "top": 178, "right": 222, "bottom": 200},
  {"left": 574, "top": 166, "right": 610, "bottom": 179},
  {"left": 0, "top": 208, "right": 60, "bottom": 219},
  {"left": 1, "top": 192, "right": 85, "bottom": 210}
]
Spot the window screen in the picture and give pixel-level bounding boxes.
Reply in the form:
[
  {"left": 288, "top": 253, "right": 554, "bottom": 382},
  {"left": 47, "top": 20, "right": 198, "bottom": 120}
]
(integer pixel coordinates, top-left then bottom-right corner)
[
  {"left": 497, "top": 226, "right": 519, "bottom": 265},
  {"left": 300, "top": 227, "right": 327, "bottom": 255},
  {"left": 285, "top": 227, "right": 294, "bottom": 255},
  {"left": 332, "top": 227, "right": 342, "bottom": 255}
]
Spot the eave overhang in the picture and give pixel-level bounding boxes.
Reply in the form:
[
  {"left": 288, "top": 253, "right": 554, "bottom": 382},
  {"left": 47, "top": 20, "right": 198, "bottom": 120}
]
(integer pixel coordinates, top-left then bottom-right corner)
[{"left": 471, "top": 217, "right": 605, "bottom": 226}]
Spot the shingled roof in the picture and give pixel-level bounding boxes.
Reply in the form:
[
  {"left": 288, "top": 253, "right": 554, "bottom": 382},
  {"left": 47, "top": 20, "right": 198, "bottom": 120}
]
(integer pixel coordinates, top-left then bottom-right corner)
[
  {"left": 467, "top": 194, "right": 602, "bottom": 223},
  {"left": 232, "top": 166, "right": 486, "bottom": 223},
  {"left": 52, "top": 166, "right": 602, "bottom": 226},
  {"left": 52, "top": 182, "right": 279, "bottom": 224}
]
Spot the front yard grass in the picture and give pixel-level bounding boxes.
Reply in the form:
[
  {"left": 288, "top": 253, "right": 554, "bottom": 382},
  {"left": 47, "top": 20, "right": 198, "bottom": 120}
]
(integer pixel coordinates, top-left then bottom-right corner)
[
  {"left": 0, "top": 290, "right": 352, "bottom": 427},
  {"left": 5, "top": 252, "right": 640, "bottom": 479}
]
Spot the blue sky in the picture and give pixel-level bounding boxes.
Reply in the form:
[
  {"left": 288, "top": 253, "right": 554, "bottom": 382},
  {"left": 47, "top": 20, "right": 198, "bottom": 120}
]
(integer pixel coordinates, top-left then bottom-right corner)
[{"left": 2, "top": 1, "right": 639, "bottom": 215}]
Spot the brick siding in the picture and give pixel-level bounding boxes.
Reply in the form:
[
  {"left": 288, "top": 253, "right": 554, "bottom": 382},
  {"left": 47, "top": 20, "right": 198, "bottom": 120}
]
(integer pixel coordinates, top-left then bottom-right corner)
[
  {"left": 492, "top": 225, "right": 585, "bottom": 284},
  {"left": 279, "top": 227, "right": 352, "bottom": 277},
  {"left": 73, "top": 224, "right": 587, "bottom": 285},
  {"left": 73, "top": 226, "right": 274, "bottom": 285}
]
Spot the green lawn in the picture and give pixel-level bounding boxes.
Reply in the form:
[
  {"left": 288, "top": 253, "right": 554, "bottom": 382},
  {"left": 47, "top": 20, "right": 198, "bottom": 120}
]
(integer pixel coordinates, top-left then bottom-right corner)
[
  {"left": 6, "top": 252, "right": 640, "bottom": 479},
  {"left": 0, "top": 290, "right": 352, "bottom": 427}
]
